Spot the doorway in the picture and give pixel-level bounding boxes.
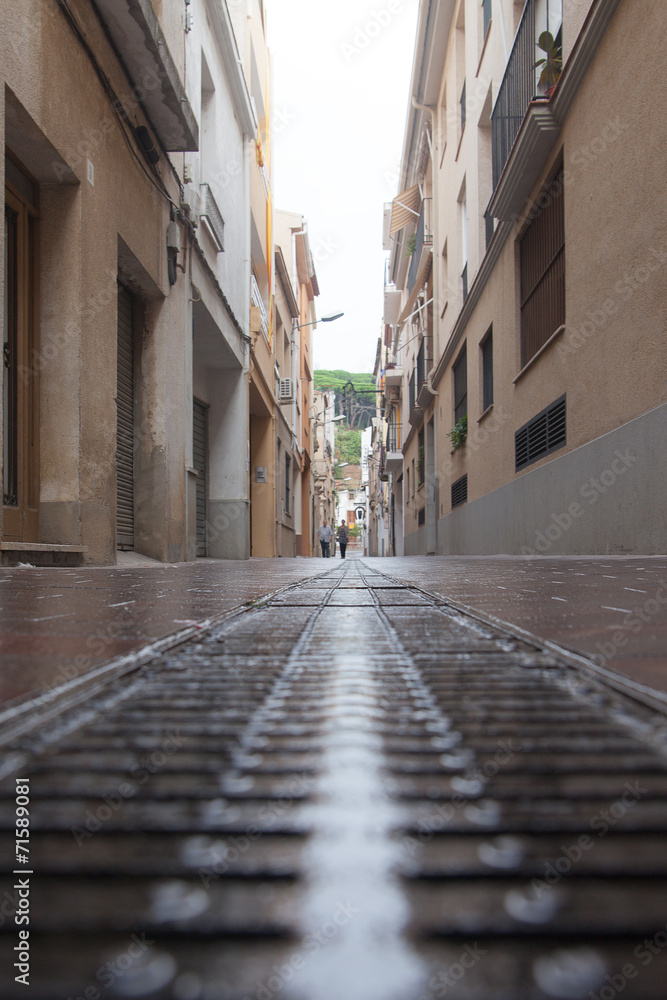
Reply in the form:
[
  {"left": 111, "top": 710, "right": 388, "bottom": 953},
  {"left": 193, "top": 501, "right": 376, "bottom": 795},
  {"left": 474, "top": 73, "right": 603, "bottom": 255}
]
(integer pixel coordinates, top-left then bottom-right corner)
[{"left": 3, "top": 157, "right": 39, "bottom": 542}]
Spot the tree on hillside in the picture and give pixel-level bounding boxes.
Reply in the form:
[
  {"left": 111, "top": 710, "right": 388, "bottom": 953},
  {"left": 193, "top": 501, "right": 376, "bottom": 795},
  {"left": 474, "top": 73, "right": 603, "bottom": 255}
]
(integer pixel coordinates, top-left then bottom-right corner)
[
  {"left": 336, "top": 428, "right": 361, "bottom": 465},
  {"left": 313, "top": 370, "right": 376, "bottom": 429}
]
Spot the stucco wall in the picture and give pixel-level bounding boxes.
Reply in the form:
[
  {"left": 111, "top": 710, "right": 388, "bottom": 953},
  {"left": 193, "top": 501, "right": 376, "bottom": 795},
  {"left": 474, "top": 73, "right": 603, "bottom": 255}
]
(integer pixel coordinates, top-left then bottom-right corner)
[{"left": 437, "top": 402, "right": 667, "bottom": 555}]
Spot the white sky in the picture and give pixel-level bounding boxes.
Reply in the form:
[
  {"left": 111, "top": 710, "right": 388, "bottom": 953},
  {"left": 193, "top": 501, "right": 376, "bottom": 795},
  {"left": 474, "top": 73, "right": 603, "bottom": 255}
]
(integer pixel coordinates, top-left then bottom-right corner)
[{"left": 267, "top": 0, "right": 419, "bottom": 374}]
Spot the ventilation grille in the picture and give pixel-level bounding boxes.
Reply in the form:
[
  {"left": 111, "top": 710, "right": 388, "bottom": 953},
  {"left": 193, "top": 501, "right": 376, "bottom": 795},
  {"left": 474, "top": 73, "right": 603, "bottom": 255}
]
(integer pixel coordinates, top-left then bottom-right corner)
[
  {"left": 451, "top": 475, "right": 468, "bottom": 509},
  {"left": 279, "top": 379, "right": 294, "bottom": 401},
  {"left": 515, "top": 395, "right": 566, "bottom": 471},
  {"left": 418, "top": 506, "right": 426, "bottom": 527}
]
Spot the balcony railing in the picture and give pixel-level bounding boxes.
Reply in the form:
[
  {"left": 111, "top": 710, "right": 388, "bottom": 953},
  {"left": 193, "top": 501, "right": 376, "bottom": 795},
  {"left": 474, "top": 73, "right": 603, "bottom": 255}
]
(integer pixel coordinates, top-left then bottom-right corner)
[
  {"left": 407, "top": 198, "right": 433, "bottom": 294},
  {"left": 251, "top": 275, "right": 269, "bottom": 341},
  {"left": 492, "top": 0, "right": 562, "bottom": 189},
  {"left": 386, "top": 422, "right": 401, "bottom": 453}
]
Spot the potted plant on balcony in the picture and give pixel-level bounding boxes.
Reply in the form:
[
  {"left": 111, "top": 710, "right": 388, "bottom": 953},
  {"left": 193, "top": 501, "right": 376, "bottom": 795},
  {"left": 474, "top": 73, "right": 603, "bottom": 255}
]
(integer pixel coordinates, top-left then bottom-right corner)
[
  {"left": 448, "top": 414, "right": 468, "bottom": 451},
  {"left": 405, "top": 234, "right": 417, "bottom": 258},
  {"left": 535, "top": 31, "right": 562, "bottom": 98}
]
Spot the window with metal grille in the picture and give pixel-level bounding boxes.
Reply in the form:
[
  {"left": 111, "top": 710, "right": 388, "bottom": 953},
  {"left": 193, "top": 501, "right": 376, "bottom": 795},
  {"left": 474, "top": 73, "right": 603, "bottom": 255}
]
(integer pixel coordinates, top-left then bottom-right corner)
[
  {"left": 451, "top": 474, "right": 468, "bottom": 508},
  {"left": 515, "top": 394, "right": 566, "bottom": 471},
  {"left": 481, "top": 329, "right": 493, "bottom": 412},
  {"left": 520, "top": 164, "right": 565, "bottom": 367},
  {"left": 418, "top": 506, "right": 426, "bottom": 527},
  {"left": 453, "top": 344, "right": 467, "bottom": 424},
  {"left": 483, "top": 0, "right": 492, "bottom": 36}
]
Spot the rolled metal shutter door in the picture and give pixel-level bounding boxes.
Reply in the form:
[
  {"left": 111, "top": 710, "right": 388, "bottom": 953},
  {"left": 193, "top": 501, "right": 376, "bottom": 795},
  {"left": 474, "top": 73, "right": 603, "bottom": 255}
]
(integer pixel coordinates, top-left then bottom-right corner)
[
  {"left": 116, "top": 283, "right": 135, "bottom": 550},
  {"left": 193, "top": 399, "right": 208, "bottom": 557}
]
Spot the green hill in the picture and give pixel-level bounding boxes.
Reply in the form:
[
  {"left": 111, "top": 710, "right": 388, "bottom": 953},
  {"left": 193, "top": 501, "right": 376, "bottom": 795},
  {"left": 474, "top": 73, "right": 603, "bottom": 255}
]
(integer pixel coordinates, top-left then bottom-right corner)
[{"left": 313, "top": 370, "right": 376, "bottom": 429}]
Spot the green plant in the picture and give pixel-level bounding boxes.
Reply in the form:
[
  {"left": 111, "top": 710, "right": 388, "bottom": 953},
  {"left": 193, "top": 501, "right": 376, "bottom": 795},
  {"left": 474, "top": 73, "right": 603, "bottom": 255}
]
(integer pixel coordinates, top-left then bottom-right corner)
[
  {"left": 405, "top": 234, "right": 417, "bottom": 258},
  {"left": 535, "top": 31, "right": 562, "bottom": 94},
  {"left": 448, "top": 414, "right": 468, "bottom": 450}
]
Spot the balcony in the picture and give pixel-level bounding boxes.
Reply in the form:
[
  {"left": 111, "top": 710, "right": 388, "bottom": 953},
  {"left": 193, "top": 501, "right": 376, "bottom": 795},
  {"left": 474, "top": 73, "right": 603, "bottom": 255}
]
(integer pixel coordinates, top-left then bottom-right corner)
[
  {"left": 490, "top": 0, "right": 563, "bottom": 220},
  {"left": 93, "top": 0, "right": 198, "bottom": 151},
  {"left": 250, "top": 276, "right": 269, "bottom": 341},
  {"left": 407, "top": 198, "right": 433, "bottom": 295},
  {"left": 384, "top": 365, "right": 404, "bottom": 389},
  {"left": 385, "top": 424, "right": 403, "bottom": 474}
]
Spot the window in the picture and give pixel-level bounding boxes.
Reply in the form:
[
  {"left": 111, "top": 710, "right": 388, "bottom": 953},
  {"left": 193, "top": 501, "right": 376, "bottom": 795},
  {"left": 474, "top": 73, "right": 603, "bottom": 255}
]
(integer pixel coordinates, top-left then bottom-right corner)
[
  {"left": 483, "top": 0, "right": 492, "bottom": 36},
  {"left": 520, "top": 164, "right": 565, "bottom": 367},
  {"left": 481, "top": 329, "right": 493, "bottom": 412},
  {"left": 461, "top": 193, "right": 468, "bottom": 302},
  {"left": 453, "top": 344, "right": 468, "bottom": 424},
  {"left": 406, "top": 467, "right": 410, "bottom": 499},
  {"left": 418, "top": 428, "right": 425, "bottom": 487},
  {"left": 515, "top": 395, "right": 566, "bottom": 471},
  {"left": 409, "top": 368, "right": 417, "bottom": 413},
  {"left": 460, "top": 80, "right": 467, "bottom": 132},
  {"left": 417, "top": 339, "right": 426, "bottom": 391},
  {"left": 285, "top": 454, "right": 291, "bottom": 515}
]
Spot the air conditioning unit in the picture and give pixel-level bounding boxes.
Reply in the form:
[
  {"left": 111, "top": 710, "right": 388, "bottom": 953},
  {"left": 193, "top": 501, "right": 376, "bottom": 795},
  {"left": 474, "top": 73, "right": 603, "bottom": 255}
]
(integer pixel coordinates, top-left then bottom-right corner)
[
  {"left": 279, "top": 378, "right": 294, "bottom": 401},
  {"left": 388, "top": 386, "right": 401, "bottom": 402}
]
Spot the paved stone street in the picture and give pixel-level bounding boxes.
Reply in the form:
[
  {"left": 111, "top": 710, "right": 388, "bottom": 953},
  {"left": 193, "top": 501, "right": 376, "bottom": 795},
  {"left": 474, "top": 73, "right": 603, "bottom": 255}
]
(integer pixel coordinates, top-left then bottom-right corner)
[{"left": 1, "top": 558, "right": 667, "bottom": 998}]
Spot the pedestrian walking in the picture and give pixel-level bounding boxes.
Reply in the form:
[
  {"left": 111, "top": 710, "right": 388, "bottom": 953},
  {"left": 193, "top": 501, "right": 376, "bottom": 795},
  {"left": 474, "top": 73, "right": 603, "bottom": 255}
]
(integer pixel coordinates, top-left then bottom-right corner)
[
  {"left": 337, "top": 520, "right": 349, "bottom": 559},
  {"left": 317, "top": 519, "right": 333, "bottom": 558}
]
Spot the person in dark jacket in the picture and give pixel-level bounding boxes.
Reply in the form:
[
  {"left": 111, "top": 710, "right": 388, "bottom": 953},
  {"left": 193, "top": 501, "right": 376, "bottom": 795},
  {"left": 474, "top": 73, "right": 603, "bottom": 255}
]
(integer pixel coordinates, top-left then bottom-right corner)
[{"left": 337, "top": 520, "right": 349, "bottom": 559}]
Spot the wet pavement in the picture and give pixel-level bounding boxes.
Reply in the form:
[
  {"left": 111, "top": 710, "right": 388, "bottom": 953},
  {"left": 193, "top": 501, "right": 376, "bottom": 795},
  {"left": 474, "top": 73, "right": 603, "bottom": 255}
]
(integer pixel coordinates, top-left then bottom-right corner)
[
  {"left": 365, "top": 557, "right": 667, "bottom": 703},
  {"left": 0, "top": 558, "right": 328, "bottom": 711},
  {"left": 1, "top": 560, "right": 667, "bottom": 998},
  {"left": 1, "top": 555, "right": 665, "bottom": 727}
]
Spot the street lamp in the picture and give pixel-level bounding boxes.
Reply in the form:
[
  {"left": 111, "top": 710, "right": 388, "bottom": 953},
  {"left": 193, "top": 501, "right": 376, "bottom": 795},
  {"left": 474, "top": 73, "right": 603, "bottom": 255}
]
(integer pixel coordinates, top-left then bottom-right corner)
[{"left": 293, "top": 312, "right": 344, "bottom": 331}]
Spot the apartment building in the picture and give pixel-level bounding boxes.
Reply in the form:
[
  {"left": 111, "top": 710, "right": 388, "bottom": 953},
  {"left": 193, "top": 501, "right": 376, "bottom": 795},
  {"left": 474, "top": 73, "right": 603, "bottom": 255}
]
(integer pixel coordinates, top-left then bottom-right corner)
[
  {"left": 1, "top": 0, "right": 325, "bottom": 565},
  {"left": 380, "top": 0, "right": 666, "bottom": 556},
  {"left": 1, "top": 0, "right": 201, "bottom": 565}
]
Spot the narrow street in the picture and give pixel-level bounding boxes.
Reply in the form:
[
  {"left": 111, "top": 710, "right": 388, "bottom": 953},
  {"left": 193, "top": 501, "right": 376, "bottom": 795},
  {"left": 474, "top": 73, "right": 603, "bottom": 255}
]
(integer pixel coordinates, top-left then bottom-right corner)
[{"left": 2, "top": 558, "right": 667, "bottom": 999}]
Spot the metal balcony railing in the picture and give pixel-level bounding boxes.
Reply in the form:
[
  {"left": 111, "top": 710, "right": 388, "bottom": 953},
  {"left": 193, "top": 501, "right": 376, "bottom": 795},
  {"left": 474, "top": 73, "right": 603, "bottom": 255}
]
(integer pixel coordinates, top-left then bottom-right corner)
[
  {"left": 386, "top": 423, "right": 401, "bottom": 453},
  {"left": 492, "top": 0, "right": 562, "bottom": 189},
  {"left": 407, "top": 198, "right": 433, "bottom": 294},
  {"left": 251, "top": 275, "right": 269, "bottom": 340}
]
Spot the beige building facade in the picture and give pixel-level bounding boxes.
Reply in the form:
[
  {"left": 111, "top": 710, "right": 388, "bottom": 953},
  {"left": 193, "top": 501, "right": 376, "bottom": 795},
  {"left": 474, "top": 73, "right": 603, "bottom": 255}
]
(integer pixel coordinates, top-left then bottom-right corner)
[
  {"left": 1, "top": 0, "right": 324, "bottom": 565},
  {"left": 380, "top": 0, "right": 666, "bottom": 557}
]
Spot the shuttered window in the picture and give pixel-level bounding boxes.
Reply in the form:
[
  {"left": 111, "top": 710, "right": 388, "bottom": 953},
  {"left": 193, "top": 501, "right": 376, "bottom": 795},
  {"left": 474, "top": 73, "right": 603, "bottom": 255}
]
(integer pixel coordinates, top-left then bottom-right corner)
[
  {"left": 482, "top": 330, "right": 493, "bottom": 412},
  {"left": 116, "top": 284, "right": 135, "bottom": 550},
  {"left": 453, "top": 344, "right": 468, "bottom": 424},
  {"left": 520, "top": 164, "right": 565, "bottom": 367},
  {"left": 193, "top": 399, "right": 208, "bottom": 557}
]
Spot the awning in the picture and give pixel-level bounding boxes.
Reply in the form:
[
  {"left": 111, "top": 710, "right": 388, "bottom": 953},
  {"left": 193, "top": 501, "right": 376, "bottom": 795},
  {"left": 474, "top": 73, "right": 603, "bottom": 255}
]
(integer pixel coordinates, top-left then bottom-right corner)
[
  {"left": 389, "top": 184, "right": 421, "bottom": 235},
  {"left": 397, "top": 254, "right": 433, "bottom": 328}
]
